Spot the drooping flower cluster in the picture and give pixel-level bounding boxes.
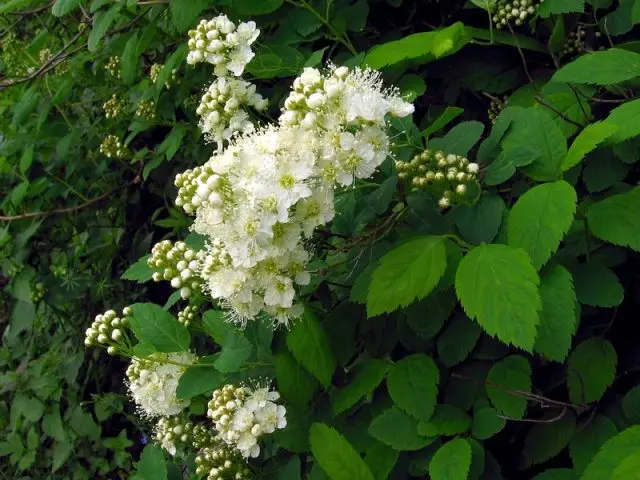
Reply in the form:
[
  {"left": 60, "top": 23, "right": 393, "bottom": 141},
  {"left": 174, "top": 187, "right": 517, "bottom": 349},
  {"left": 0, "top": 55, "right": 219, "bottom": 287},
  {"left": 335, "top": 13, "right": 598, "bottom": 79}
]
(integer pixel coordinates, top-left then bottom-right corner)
[
  {"left": 207, "top": 384, "right": 286, "bottom": 458},
  {"left": 493, "top": 0, "right": 539, "bottom": 29},
  {"left": 176, "top": 65, "right": 413, "bottom": 325},
  {"left": 103, "top": 94, "right": 125, "bottom": 119},
  {"left": 84, "top": 306, "right": 132, "bottom": 355},
  {"left": 186, "top": 15, "right": 259, "bottom": 77},
  {"left": 148, "top": 240, "right": 205, "bottom": 299},
  {"left": 196, "top": 77, "right": 268, "bottom": 147},
  {"left": 396, "top": 149, "right": 479, "bottom": 208},
  {"left": 126, "top": 352, "right": 195, "bottom": 418},
  {"left": 100, "top": 134, "right": 129, "bottom": 159},
  {"left": 195, "top": 445, "right": 253, "bottom": 480}
]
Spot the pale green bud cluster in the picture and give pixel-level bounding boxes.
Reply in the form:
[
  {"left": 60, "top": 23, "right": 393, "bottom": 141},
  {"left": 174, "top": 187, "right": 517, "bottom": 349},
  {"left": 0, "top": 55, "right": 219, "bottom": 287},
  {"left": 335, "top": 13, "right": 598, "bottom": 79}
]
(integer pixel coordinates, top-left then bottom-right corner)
[
  {"left": 105, "top": 56, "right": 121, "bottom": 78},
  {"left": 100, "top": 135, "right": 130, "bottom": 159},
  {"left": 561, "top": 28, "right": 587, "bottom": 58},
  {"left": 207, "top": 384, "right": 246, "bottom": 422},
  {"left": 30, "top": 281, "right": 45, "bottom": 302},
  {"left": 177, "top": 304, "right": 199, "bottom": 327},
  {"left": 39, "top": 48, "right": 52, "bottom": 64},
  {"left": 396, "top": 149, "right": 479, "bottom": 209},
  {"left": 136, "top": 99, "right": 157, "bottom": 120},
  {"left": 103, "top": 93, "right": 125, "bottom": 119},
  {"left": 154, "top": 416, "right": 196, "bottom": 455},
  {"left": 84, "top": 306, "right": 132, "bottom": 355},
  {"left": 148, "top": 240, "right": 204, "bottom": 299},
  {"left": 195, "top": 445, "right": 252, "bottom": 480},
  {"left": 492, "top": 0, "right": 539, "bottom": 29},
  {"left": 174, "top": 165, "right": 230, "bottom": 215},
  {"left": 150, "top": 63, "right": 179, "bottom": 89},
  {"left": 200, "top": 239, "right": 231, "bottom": 277},
  {"left": 488, "top": 95, "right": 508, "bottom": 124}
]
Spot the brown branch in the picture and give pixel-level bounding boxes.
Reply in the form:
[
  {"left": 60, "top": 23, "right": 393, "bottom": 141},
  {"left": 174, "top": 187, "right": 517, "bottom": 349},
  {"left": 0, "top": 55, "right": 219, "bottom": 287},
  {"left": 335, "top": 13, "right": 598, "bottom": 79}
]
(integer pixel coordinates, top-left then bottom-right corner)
[{"left": 497, "top": 406, "right": 567, "bottom": 424}]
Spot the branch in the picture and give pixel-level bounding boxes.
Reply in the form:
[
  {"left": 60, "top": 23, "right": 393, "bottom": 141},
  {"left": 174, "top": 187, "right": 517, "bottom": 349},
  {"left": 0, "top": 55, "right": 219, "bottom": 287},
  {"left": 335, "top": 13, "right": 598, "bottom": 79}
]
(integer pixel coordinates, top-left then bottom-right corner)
[{"left": 497, "top": 406, "right": 567, "bottom": 424}]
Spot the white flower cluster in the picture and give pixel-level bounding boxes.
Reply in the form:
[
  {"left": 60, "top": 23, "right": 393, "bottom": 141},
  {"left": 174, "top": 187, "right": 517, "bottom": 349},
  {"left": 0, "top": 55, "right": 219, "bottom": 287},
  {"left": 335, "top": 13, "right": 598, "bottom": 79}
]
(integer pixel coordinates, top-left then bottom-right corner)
[
  {"left": 187, "top": 15, "right": 259, "bottom": 77},
  {"left": 207, "top": 384, "right": 286, "bottom": 458},
  {"left": 100, "top": 134, "right": 129, "bottom": 159},
  {"left": 126, "top": 352, "right": 195, "bottom": 418},
  {"left": 175, "top": 65, "right": 413, "bottom": 325},
  {"left": 493, "top": 0, "right": 539, "bottom": 29},
  {"left": 148, "top": 240, "right": 205, "bottom": 299},
  {"left": 196, "top": 77, "right": 268, "bottom": 147},
  {"left": 84, "top": 306, "right": 131, "bottom": 355},
  {"left": 136, "top": 99, "right": 156, "bottom": 120},
  {"left": 195, "top": 445, "right": 253, "bottom": 480}
]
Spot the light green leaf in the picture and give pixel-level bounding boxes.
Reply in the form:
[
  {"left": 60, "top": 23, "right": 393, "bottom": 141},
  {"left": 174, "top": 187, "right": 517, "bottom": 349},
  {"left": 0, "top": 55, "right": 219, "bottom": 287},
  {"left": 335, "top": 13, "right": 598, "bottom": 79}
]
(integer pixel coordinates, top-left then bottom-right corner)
[
  {"left": 428, "top": 438, "right": 472, "bottom": 480},
  {"left": 275, "top": 352, "right": 319, "bottom": 409},
  {"left": 571, "top": 262, "right": 624, "bottom": 307},
  {"left": 455, "top": 244, "right": 541, "bottom": 351},
  {"left": 121, "top": 255, "right": 153, "bottom": 283},
  {"left": 587, "top": 187, "right": 640, "bottom": 251},
  {"left": 247, "top": 45, "right": 305, "bottom": 79},
  {"left": 369, "top": 407, "right": 434, "bottom": 451},
  {"left": 428, "top": 121, "right": 485, "bottom": 156},
  {"left": 522, "top": 410, "right": 576, "bottom": 467},
  {"left": 387, "top": 353, "right": 439, "bottom": 421},
  {"left": 331, "top": 359, "right": 388, "bottom": 416},
  {"left": 309, "top": 423, "right": 374, "bottom": 480},
  {"left": 176, "top": 366, "right": 224, "bottom": 399},
  {"left": 563, "top": 122, "right": 619, "bottom": 171},
  {"left": 367, "top": 236, "right": 447, "bottom": 317},
  {"left": 471, "top": 407, "right": 506, "bottom": 440},
  {"left": 132, "top": 444, "right": 167, "bottom": 480},
  {"left": 569, "top": 415, "right": 618, "bottom": 473},
  {"left": 129, "top": 303, "right": 190, "bottom": 353},
  {"left": 437, "top": 314, "right": 481, "bottom": 367},
  {"left": 169, "top": 0, "right": 209, "bottom": 32},
  {"left": 552, "top": 48, "right": 640, "bottom": 85},
  {"left": 52, "top": 0, "right": 82, "bottom": 16},
  {"left": 487, "top": 355, "right": 531, "bottom": 419},
  {"left": 214, "top": 332, "right": 253, "bottom": 373},
  {"left": 418, "top": 405, "right": 471, "bottom": 437},
  {"left": 508, "top": 180, "right": 577, "bottom": 269},
  {"left": 612, "top": 452, "right": 640, "bottom": 480},
  {"left": 582, "top": 426, "right": 640, "bottom": 480},
  {"left": 121, "top": 33, "right": 139, "bottom": 85},
  {"left": 201, "top": 310, "right": 236, "bottom": 346},
  {"left": 88, "top": 5, "right": 121, "bottom": 52},
  {"left": 422, "top": 106, "right": 464, "bottom": 138},
  {"left": 286, "top": 310, "right": 336, "bottom": 388},
  {"left": 534, "top": 265, "right": 577, "bottom": 362},
  {"left": 567, "top": 337, "right": 617, "bottom": 404}
]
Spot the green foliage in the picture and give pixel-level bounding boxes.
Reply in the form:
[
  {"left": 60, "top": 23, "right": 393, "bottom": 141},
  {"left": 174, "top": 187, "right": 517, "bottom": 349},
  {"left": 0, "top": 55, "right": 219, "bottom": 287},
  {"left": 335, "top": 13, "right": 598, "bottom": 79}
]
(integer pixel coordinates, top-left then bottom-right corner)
[
  {"left": 567, "top": 338, "right": 617, "bottom": 404},
  {"left": 309, "top": 424, "right": 374, "bottom": 480},
  {"left": 429, "top": 438, "right": 472, "bottom": 480},
  {"left": 582, "top": 426, "right": 640, "bottom": 480},
  {"left": 587, "top": 187, "right": 640, "bottom": 251},
  {"left": 552, "top": 49, "right": 640, "bottom": 85},
  {"left": 387, "top": 353, "right": 439, "bottom": 421},
  {"left": 129, "top": 303, "right": 190, "bottom": 353},
  {"left": 487, "top": 355, "right": 532, "bottom": 419}
]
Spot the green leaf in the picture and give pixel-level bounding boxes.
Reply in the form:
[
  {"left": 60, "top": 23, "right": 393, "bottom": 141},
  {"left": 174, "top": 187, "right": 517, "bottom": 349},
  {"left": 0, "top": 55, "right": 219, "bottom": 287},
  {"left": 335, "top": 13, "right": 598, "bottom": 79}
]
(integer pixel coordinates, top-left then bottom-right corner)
[
  {"left": 582, "top": 426, "right": 640, "bottom": 480},
  {"left": 275, "top": 352, "right": 319, "bottom": 409},
  {"left": 418, "top": 405, "right": 471, "bottom": 437},
  {"left": 552, "top": 48, "right": 640, "bottom": 85},
  {"left": 398, "top": 74, "right": 426, "bottom": 102},
  {"left": 612, "top": 452, "right": 640, "bottom": 480},
  {"left": 367, "top": 236, "right": 447, "bottom": 317},
  {"left": 471, "top": 407, "right": 506, "bottom": 440},
  {"left": 454, "top": 194, "right": 505, "bottom": 245},
  {"left": 286, "top": 310, "right": 336, "bottom": 388},
  {"left": 364, "top": 23, "right": 471, "bottom": 69},
  {"left": 604, "top": 98, "right": 640, "bottom": 142},
  {"left": 132, "top": 444, "right": 167, "bottom": 480},
  {"left": 233, "top": 0, "right": 284, "bottom": 15},
  {"left": 121, "top": 33, "right": 139, "bottom": 86},
  {"left": 534, "top": 265, "right": 577, "bottom": 362},
  {"left": 406, "top": 292, "right": 455, "bottom": 340},
  {"left": 309, "top": 423, "right": 374, "bottom": 480},
  {"left": 422, "top": 106, "right": 464, "bottom": 138},
  {"left": 121, "top": 255, "right": 153, "bottom": 283},
  {"left": 88, "top": 4, "right": 121, "bottom": 52},
  {"left": 523, "top": 411, "right": 576, "bottom": 467},
  {"left": 455, "top": 244, "right": 542, "bottom": 351},
  {"left": 428, "top": 121, "right": 485, "bottom": 156},
  {"left": 331, "top": 359, "right": 388, "bottom": 416},
  {"left": 169, "top": 0, "right": 209, "bottom": 32},
  {"left": 52, "top": 441, "right": 72, "bottom": 472},
  {"left": 563, "top": 122, "right": 619, "bottom": 171},
  {"left": 587, "top": 187, "right": 640, "bottom": 251},
  {"left": 569, "top": 415, "right": 618, "bottom": 473},
  {"left": 622, "top": 386, "right": 640, "bottom": 421},
  {"left": 567, "top": 337, "right": 617, "bottom": 404},
  {"left": 533, "top": 469, "right": 578, "bottom": 480},
  {"left": 247, "top": 45, "right": 305, "bottom": 79},
  {"left": 508, "top": 181, "right": 577, "bottom": 269},
  {"left": 571, "top": 262, "right": 624, "bottom": 307},
  {"left": 214, "top": 332, "right": 253, "bottom": 373},
  {"left": 176, "top": 366, "right": 224, "bottom": 399},
  {"left": 582, "top": 153, "right": 629, "bottom": 193},
  {"left": 19, "top": 145, "right": 34, "bottom": 174},
  {"left": 538, "top": 0, "right": 585, "bottom": 16},
  {"left": 129, "top": 303, "right": 190, "bottom": 353},
  {"left": 369, "top": 407, "right": 434, "bottom": 451},
  {"left": 387, "top": 353, "right": 439, "bottom": 421},
  {"left": 42, "top": 409, "right": 66, "bottom": 442},
  {"left": 364, "top": 442, "right": 399, "bottom": 480},
  {"left": 201, "top": 310, "right": 236, "bottom": 345},
  {"left": 436, "top": 314, "right": 481, "bottom": 367},
  {"left": 486, "top": 355, "right": 531, "bottom": 419},
  {"left": 428, "top": 438, "right": 472, "bottom": 480},
  {"left": 52, "top": 0, "right": 82, "bottom": 16}
]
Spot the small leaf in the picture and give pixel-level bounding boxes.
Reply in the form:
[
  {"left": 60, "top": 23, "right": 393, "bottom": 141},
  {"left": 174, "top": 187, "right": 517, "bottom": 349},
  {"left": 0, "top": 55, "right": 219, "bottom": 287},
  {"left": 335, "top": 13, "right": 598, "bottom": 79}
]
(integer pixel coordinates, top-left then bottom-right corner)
[
  {"left": 418, "top": 405, "right": 471, "bottom": 437},
  {"left": 121, "top": 255, "right": 153, "bottom": 283},
  {"left": 364, "top": 442, "right": 399, "bottom": 480},
  {"left": 472, "top": 407, "right": 506, "bottom": 440},
  {"left": 331, "top": 359, "right": 388, "bottom": 416},
  {"left": 437, "top": 314, "right": 481, "bottom": 367},
  {"left": 582, "top": 426, "right": 640, "bottom": 480},
  {"left": 422, "top": 106, "right": 464, "bottom": 138},
  {"left": 387, "top": 353, "right": 439, "bottom": 421},
  {"left": 214, "top": 332, "right": 253, "bottom": 373},
  {"left": 52, "top": 0, "right": 81, "bottom": 16},
  {"left": 486, "top": 355, "right": 531, "bottom": 419},
  {"left": 571, "top": 262, "right": 624, "bottom": 307},
  {"left": 309, "top": 423, "right": 374, "bottom": 480},
  {"left": 88, "top": 5, "right": 121, "bottom": 52},
  {"left": 367, "top": 236, "right": 447, "bottom": 317},
  {"left": 169, "top": 0, "right": 209, "bottom": 32},
  {"left": 132, "top": 444, "right": 167, "bottom": 480},
  {"left": 563, "top": 122, "right": 619, "bottom": 171},
  {"left": 121, "top": 33, "right": 139, "bottom": 85},
  {"left": 129, "top": 303, "right": 190, "bottom": 353},
  {"left": 453, "top": 194, "right": 505, "bottom": 245},
  {"left": 42, "top": 409, "right": 66, "bottom": 442},
  {"left": 274, "top": 352, "right": 318, "bottom": 409},
  {"left": 176, "top": 366, "right": 224, "bottom": 399},
  {"left": 369, "top": 407, "right": 434, "bottom": 451},
  {"left": 587, "top": 187, "right": 640, "bottom": 252},
  {"left": 604, "top": 98, "right": 640, "bottom": 142},
  {"left": 567, "top": 338, "right": 617, "bottom": 404},
  {"left": 569, "top": 415, "right": 618, "bottom": 473},
  {"left": 428, "top": 121, "right": 485, "bottom": 156},
  {"left": 552, "top": 48, "right": 640, "bottom": 85},
  {"left": 522, "top": 410, "right": 576, "bottom": 467},
  {"left": 428, "top": 438, "right": 472, "bottom": 480}
]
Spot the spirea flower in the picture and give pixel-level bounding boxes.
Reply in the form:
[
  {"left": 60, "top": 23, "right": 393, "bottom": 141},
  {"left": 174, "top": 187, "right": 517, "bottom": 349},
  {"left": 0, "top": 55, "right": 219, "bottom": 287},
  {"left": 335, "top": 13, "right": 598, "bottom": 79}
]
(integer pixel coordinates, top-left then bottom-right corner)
[
  {"left": 126, "top": 352, "right": 195, "bottom": 418},
  {"left": 100, "top": 134, "right": 129, "bottom": 159},
  {"left": 197, "top": 77, "right": 267, "bottom": 147},
  {"left": 187, "top": 15, "right": 259, "bottom": 77},
  {"left": 103, "top": 94, "right": 125, "bottom": 119},
  {"left": 84, "top": 306, "right": 132, "bottom": 354},
  {"left": 492, "top": 0, "right": 539, "bottom": 29},
  {"left": 154, "top": 416, "right": 194, "bottom": 456},
  {"left": 136, "top": 99, "right": 156, "bottom": 120},
  {"left": 195, "top": 444, "right": 253, "bottom": 480},
  {"left": 207, "top": 383, "right": 286, "bottom": 458},
  {"left": 177, "top": 304, "right": 199, "bottom": 327},
  {"left": 105, "top": 55, "right": 121, "bottom": 78},
  {"left": 148, "top": 240, "right": 205, "bottom": 298}
]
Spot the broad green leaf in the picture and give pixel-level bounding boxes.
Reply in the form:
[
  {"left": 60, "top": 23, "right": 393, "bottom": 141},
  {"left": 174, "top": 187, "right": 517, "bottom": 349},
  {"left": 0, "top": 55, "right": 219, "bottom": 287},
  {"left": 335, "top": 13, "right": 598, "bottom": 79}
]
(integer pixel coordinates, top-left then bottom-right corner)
[
  {"left": 387, "top": 353, "right": 439, "bottom": 421},
  {"left": 569, "top": 415, "right": 618, "bottom": 473},
  {"left": 364, "top": 23, "right": 471, "bottom": 69},
  {"left": 52, "top": 440, "right": 72, "bottom": 472},
  {"left": 533, "top": 470, "right": 578, "bottom": 480},
  {"left": 214, "top": 332, "right": 253, "bottom": 373},
  {"left": 247, "top": 45, "right": 305, "bottom": 79},
  {"left": 567, "top": 337, "right": 617, "bottom": 404},
  {"left": 436, "top": 314, "right": 481, "bottom": 367},
  {"left": 455, "top": 244, "right": 542, "bottom": 351},
  {"left": 367, "top": 236, "right": 447, "bottom": 317},
  {"left": 612, "top": 452, "right": 640, "bottom": 480},
  {"left": 471, "top": 407, "right": 506, "bottom": 440},
  {"left": 132, "top": 444, "right": 167, "bottom": 480},
  {"left": 42, "top": 409, "right": 66, "bottom": 442},
  {"left": 486, "top": 355, "right": 531, "bottom": 419},
  {"left": 19, "top": 145, "right": 34, "bottom": 174},
  {"left": 201, "top": 310, "right": 236, "bottom": 346},
  {"left": 169, "top": 0, "right": 209, "bottom": 32},
  {"left": 129, "top": 303, "right": 190, "bottom": 353},
  {"left": 622, "top": 386, "right": 640, "bottom": 420},
  {"left": 587, "top": 187, "right": 640, "bottom": 251},
  {"left": 571, "top": 262, "right": 624, "bottom": 307},
  {"left": 369, "top": 407, "right": 434, "bottom": 451},
  {"left": 176, "top": 366, "right": 224, "bottom": 399},
  {"left": 309, "top": 423, "right": 374, "bottom": 480},
  {"left": 422, "top": 107, "right": 464, "bottom": 138},
  {"left": 417, "top": 405, "right": 471, "bottom": 437},
  {"left": 52, "top": 0, "right": 81, "bottom": 16},
  {"left": 233, "top": 0, "right": 284, "bottom": 15},
  {"left": 582, "top": 426, "right": 640, "bottom": 480},
  {"left": 454, "top": 194, "right": 505, "bottom": 245},
  {"left": 121, "top": 255, "right": 153, "bottom": 283},
  {"left": 428, "top": 121, "right": 485, "bottom": 156},
  {"left": 364, "top": 442, "right": 399, "bottom": 480},
  {"left": 121, "top": 33, "right": 139, "bottom": 86},
  {"left": 552, "top": 48, "right": 640, "bottom": 85},
  {"left": 275, "top": 352, "right": 319, "bottom": 408},
  {"left": 428, "top": 438, "right": 472, "bottom": 480},
  {"left": 563, "top": 122, "right": 619, "bottom": 171},
  {"left": 534, "top": 265, "right": 577, "bottom": 362},
  {"left": 508, "top": 181, "right": 576, "bottom": 269},
  {"left": 88, "top": 5, "right": 121, "bottom": 52},
  {"left": 286, "top": 310, "right": 336, "bottom": 388},
  {"left": 604, "top": 98, "right": 640, "bottom": 142},
  {"left": 522, "top": 411, "right": 576, "bottom": 467},
  {"left": 582, "top": 153, "right": 629, "bottom": 193},
  {"left": 331, "top": 359, "right": 388, "bottom": 416},
  {"left": 406, "top": 292, "right": 455, "bottom": 340},
  {"left": 398, "top": 74, "right": 426, "bottom": 102},
  {"left": 538, "top": 0, "right": 585, "bottom": 16}
]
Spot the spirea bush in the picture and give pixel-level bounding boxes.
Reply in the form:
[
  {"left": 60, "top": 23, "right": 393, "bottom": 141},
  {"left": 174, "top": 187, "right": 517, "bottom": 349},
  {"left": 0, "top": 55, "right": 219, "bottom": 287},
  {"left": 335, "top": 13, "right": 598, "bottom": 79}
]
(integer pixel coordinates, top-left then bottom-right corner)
[{"left": 2, "top": 0, "right": 640, "bottom": 479}]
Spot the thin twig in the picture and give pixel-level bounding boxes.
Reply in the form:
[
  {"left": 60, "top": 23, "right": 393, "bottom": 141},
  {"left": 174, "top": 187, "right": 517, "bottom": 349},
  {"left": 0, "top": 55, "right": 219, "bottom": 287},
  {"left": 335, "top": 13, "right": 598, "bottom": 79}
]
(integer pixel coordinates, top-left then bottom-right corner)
[
  {"left": 535, "top": 95, "right": 585, "bottom": 128},
  {"left": 497, "top": 406, "right": 567, "bottom": 424}
]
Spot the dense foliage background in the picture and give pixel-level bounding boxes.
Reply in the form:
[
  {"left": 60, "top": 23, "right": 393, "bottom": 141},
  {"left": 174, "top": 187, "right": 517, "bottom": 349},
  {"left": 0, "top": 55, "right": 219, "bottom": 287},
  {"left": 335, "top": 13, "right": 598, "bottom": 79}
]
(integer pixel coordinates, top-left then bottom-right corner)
[{"left": 1, "top": 0, "right": 640, "bottom": 479}]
